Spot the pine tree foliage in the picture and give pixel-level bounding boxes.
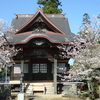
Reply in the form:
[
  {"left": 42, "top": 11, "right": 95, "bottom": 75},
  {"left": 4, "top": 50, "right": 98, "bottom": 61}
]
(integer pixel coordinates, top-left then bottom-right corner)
[
  {"left": 37, "top": 0, "right": 62, "bottom": 14},
  {"left": 78, "top": 13, "right": 91, "bottom": 38},
  {"left": 82, "top": 13, "right": 91, "bottom": 25}
]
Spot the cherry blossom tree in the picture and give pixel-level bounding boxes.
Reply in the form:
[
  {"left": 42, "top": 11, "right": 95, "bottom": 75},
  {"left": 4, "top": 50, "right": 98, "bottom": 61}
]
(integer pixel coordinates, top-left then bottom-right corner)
[
  {"left": 0, "top": 19, "right": 18, "bottom": 73},
  {"left": 57, "top": 14, "right": 100, "bottom": 98}
]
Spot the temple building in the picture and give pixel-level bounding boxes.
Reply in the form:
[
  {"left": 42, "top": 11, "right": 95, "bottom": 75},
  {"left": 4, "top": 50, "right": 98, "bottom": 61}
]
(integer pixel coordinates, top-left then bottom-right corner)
[{"left": 9, "top": 8, "right": 77, "bottom": 94}]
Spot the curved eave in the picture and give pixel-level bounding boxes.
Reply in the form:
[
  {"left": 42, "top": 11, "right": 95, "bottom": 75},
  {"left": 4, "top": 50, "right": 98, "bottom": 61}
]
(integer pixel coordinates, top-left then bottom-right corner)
[
  {"left": 9, "top": 34, "right": 71, "bottom": 45},
  {"left": 10, "top": 36, "right": 69, "bottom": 45},
  {"left": 14, "top": 10, "right": 65, "bottom": 35}
]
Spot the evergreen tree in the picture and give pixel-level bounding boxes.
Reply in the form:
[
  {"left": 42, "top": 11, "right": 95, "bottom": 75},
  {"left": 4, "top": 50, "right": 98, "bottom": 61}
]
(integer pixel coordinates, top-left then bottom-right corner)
[
  {"left": 97, "top": 14, "right": 100, "bottom": 19},
  {"left": 82, "top": 13, "right": 91, "bottom": 25},
  {"left": 37, "top": 0, "right": 62, "bottom": 14},
  {"left": 78, "top": 13, "right": 91, "bottom": 38}
]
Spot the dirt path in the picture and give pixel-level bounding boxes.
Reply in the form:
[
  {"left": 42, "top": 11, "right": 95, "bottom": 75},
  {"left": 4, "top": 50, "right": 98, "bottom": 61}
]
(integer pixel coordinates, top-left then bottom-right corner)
[
  {"left": 24, "top": 95, "right": 84, "bottom": 100},
  {"left": 0, "top": 94, "right": 84, "bottom": 100}
]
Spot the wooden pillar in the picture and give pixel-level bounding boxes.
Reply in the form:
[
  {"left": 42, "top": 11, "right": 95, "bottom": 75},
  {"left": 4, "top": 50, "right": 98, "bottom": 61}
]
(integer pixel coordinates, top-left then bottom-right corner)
[
  {"left": 28, "top": 61, "right": 32, "bottom": 80},
  {"left": 21, "top": 60, "right": 24, "bottom": 74},
  {"left": 10, "top": 66, "right": 14, "bottom": 80},
  {"left": 54, "top": 58, "right": 57, "bottom": 94},
  {"left": 47, "top": 62, "right": 51, "bottom": 80},
  {"left": 21, "top": 60, "right": 24, "bottom": 80},
  {"left": 20, "top": 60, "right": 24, "bottom": 93}
]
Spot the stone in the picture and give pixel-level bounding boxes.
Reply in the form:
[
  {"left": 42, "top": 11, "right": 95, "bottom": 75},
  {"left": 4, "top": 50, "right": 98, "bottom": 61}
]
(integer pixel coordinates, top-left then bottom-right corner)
[
  {"left": 85, "top": 97, "right": 91, "bottom": 100},
  {"left": 63, "top": 83, "right": 78, "bottom": 96},
  {"left": 95, "top": 98, "right": 100, "bottom": 100},
  {"left": 18, "top": 93, "right": 24, "bottom": 100},
  {"left": 0, "top": 84, "right": 11, "bottom": 97}
]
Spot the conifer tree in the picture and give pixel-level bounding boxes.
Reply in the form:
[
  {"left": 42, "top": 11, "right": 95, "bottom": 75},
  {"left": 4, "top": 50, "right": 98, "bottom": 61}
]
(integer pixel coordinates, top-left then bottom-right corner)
[
  {"left": 82, "top": 13, "right": 91, "bottom": 25},
  {"left": 78, "top": 13, "right": 91, "bottom": 38},
  {"left": 37, "top": 0, "right": 62, "bottom": 14}
]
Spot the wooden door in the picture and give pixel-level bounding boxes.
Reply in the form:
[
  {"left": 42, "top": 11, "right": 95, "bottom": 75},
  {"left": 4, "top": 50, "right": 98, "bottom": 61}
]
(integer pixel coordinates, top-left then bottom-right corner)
[{"left": 32, "top": 63, "right": 47, "bottom": 80}]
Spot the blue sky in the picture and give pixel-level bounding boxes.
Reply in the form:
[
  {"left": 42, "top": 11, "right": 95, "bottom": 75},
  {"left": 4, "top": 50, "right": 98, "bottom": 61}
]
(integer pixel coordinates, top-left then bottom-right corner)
[
  {"left": 0, "top": 0, "right": 100, "bottom": 65},
  {"left": 0, "top": 0, "right": 100, "bottom": 33},
  {"left": 0, "top": 0, "right": 100, "bottom": 34}
]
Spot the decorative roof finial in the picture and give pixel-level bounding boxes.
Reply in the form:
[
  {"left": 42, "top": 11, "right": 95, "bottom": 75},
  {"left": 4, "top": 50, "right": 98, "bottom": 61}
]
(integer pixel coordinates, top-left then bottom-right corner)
[
  {"left": 14, "top": 13, "right": 18, "bottom": 19},
  {"left": 39, "top": 5, "right": 41, "bottom": 8},
  {"left": 37, "top": 6, "right": 43, "bottom": 12}
]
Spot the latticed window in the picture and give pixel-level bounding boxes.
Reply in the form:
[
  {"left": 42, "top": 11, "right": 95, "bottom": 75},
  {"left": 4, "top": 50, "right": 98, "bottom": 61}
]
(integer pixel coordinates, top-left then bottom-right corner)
[
  {"left": 33, "top": 64, "right": 39, "bottom": 73},
  {"left": 33, "top": 63, "right": 47, "bottom": 73}
]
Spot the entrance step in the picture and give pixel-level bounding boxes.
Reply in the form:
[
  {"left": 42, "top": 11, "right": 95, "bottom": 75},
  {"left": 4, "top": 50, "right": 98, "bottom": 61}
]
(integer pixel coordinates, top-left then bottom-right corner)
[
  {"left": 22, "top": 83, "right": 54, "bottom": 94},
  {"left": 23, "top": 83, "right": 45, "bottom": 94},
  {"left": 23, "top": 84, "right": 33, "bottom": 94},
  {"left": 45, "top": 83, "right": 54, "bottom": 94}
]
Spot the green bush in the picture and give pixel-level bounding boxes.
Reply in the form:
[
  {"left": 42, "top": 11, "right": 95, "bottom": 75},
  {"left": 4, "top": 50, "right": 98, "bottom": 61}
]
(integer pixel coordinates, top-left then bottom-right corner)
[
  {"left": 79, "top": 82, "right": 99, "bottom": 100},
  {"left": 0, "top": 68, "right": 10, "bottom": 76},
  {"left": 92, "top": 82, "right": 99, "bottom": 98}
]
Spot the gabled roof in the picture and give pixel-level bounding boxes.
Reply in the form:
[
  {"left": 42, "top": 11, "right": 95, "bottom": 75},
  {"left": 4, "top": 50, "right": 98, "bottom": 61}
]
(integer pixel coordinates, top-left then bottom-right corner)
[
  {"left": 13, "top": 9, "right": 65, "bottom": 35},
  {"left": 10, "top": 9, "right": 77, "bottom": 44}
]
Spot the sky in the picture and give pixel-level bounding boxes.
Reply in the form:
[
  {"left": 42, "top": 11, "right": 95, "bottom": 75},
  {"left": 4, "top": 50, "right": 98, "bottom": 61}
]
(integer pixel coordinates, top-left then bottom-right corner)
[
  {"left": 0, "top": 0, "right": 100, "bottom": 65},
  {"left": 0, "top": 0, "right": 100, "bottom": 34}
]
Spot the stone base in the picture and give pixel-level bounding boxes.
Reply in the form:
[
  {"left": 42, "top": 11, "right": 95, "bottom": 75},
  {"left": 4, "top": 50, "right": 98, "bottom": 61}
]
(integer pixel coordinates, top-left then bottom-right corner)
[
  {"left": 0, "top": 84, "right": 11, "bottom": 97},
  {"left": 63, "top": 83, "right": 78, "bottom": 96},
  {"left": 18, "top": 93, "right": 24, "bottom": 100}
]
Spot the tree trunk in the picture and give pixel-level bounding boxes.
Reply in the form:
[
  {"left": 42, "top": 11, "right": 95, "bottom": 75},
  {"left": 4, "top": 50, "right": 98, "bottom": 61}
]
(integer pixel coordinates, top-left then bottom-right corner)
[
  {"left": 87, "top": 81, "right": 93, "bottom": 93},
  {"left": 99, "top": 85, "right": 100, "bottom": 98}
]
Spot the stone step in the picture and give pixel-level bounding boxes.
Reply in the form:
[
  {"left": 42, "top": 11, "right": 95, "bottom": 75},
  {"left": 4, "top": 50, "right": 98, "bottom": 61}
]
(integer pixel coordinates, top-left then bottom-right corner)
[
  {"left": 46, "top": 86, "right": 54, "bottom": 94},
  {"left": 22, "top": 83, "right": 54, "bottom": 94},
  {"left": 23, "top": 84, "right": 45, "bottom": 94}
]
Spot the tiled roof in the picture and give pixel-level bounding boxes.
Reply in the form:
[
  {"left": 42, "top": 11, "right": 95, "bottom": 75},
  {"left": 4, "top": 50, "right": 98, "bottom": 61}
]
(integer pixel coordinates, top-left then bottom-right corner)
[
  {"left": 12, "top": 14, "right": 71, "bottom": 35},
  {"left": 10, "top": 10, "right": 77, "bottom": 44},
  {"left": 9, "top": 32, "right": 77, "bottom": 44}
]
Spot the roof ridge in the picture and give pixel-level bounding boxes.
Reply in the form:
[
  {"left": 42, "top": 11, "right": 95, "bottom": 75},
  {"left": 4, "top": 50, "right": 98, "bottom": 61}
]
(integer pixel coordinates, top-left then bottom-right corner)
[{"left": 14, "top": 13, "right": 66, "bottom": 18}]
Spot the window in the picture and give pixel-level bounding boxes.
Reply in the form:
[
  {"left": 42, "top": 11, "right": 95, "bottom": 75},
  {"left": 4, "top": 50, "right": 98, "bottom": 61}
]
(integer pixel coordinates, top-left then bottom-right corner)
[
  {"left": 14, "top": 64, "right": 21, "bottom": 74},
  {"left": 14, "top": 63, "right": 28, "bottom": 73},
  {"left": 33, "top": 64, "right": 39, "bottom": 73},
  {"left": 40, "top": 64, "right": 47, "bottom": 73},
  {"left": 52, "top": 63, "right": 65, "bottom": 73},
  {"left": 57, "top": 63, "right": 65, "bottom": 73},
  {"left": 23, "top": 64, "right": 28, "bottom": 73},
  {"left": 33, "top": 63, "right": 47, "bottom": 73}
]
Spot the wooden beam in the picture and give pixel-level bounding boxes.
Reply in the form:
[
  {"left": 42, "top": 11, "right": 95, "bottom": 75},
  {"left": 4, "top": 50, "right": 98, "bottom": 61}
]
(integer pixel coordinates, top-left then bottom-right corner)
[
  {"left": 49, "top": 59, "right": 68, "bottom": 63},
  {"left": 14, "top": 60, "right": 30, "bottom": 63}
]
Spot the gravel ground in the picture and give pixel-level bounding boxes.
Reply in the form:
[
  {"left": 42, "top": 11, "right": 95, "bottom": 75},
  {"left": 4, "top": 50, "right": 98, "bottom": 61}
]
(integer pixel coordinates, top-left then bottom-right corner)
[{"left": 0, "top": 94, "right": 84, "bottom": 100}]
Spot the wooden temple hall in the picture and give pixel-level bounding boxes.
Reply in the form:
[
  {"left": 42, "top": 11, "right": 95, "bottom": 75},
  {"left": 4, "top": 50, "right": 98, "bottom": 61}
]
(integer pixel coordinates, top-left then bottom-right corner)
[{"left": 9, "top": 8, "right": 76, "bottom": 94}]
